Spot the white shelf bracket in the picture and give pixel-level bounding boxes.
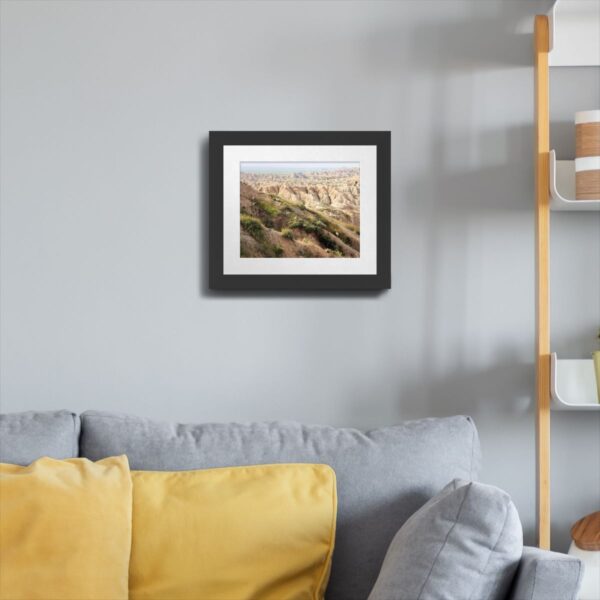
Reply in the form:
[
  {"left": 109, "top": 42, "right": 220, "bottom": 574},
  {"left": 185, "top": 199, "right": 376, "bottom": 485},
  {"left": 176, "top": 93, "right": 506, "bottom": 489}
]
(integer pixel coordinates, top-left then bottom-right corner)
[{"left": 548, "top": 0, "right": 600, "bottom": 66}]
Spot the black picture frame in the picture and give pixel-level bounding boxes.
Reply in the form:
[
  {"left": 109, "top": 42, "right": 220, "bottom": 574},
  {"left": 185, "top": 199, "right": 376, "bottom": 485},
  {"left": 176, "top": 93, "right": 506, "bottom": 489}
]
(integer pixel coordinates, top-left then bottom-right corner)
[{"left": 209, "top": 131, "right": 391, "bottom": 291}]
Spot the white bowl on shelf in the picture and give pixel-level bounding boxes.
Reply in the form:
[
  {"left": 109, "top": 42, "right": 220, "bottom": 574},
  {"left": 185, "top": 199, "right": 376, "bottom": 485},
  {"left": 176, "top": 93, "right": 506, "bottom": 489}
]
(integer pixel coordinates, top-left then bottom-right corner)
[
  {"left": 549, "top": 151, "right": 600, "bottom": 210},
  {"left": 551, "top": 354, "right": 600, "bottom": 410}
]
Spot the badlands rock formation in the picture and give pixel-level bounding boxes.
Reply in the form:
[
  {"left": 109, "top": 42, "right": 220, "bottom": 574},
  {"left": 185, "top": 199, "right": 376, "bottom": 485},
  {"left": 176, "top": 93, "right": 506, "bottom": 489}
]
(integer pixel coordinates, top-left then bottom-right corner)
[
  {"left": 241, "top": 167, "right": 360, "bottom": 227},
  {"left": 239, "top": 167, "right": 360, "bottom": 259}
]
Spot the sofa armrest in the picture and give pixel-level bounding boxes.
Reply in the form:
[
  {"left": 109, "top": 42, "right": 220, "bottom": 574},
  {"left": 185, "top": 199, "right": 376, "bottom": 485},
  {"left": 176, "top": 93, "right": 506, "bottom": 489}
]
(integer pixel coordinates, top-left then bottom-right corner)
[{"left": 508, "top": 546, "right": 583, "bottom": 600}]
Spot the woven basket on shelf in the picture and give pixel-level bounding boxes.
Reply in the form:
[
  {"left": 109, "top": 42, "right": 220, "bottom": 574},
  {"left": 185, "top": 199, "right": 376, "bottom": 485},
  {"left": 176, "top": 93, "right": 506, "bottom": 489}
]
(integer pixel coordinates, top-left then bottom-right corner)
[{"left": 576, "top": 110, "right": 600, "bottom": 200}]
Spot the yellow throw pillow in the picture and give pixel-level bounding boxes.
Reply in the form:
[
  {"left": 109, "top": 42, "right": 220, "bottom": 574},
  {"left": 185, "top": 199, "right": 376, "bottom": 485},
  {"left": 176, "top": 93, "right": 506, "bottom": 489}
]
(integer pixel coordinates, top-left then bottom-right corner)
[
  {"left": 0, "top": 456, "right": 132, "bottom": 600},
  {"left": 130, "top": 463, "right": 337, "bottom": 600}
]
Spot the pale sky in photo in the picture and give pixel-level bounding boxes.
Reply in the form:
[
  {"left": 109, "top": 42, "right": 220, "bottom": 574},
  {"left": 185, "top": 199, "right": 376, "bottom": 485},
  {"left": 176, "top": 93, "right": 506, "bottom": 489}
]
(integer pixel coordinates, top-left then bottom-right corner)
[{"left": 240, "top": 161, "right": 359, "bottom": 174}]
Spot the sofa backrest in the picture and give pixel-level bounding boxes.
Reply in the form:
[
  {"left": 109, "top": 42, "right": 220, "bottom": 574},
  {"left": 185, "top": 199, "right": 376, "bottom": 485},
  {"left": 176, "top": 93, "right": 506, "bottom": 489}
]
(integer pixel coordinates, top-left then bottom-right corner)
[
  {"left": 80, "top": 411, "right": 481, "bottom": 600},
  {"left": 0, "top": 410, "right": 80, "bottom": 465}
]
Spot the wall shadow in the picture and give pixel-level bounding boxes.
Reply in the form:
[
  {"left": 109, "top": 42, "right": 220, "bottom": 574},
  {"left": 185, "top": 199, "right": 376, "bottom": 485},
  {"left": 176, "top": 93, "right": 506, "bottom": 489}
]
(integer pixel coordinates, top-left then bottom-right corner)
[
  {"left": 368, "top": 3, "right": 541, "bottom": 423},
  {"left": 397, "top": 350, "right": 534, "bottom": 421},
  {"left": 395, "top": 121, "right": 534, "bottom": 420},
  {"left": 362, "top": 0, "right": 549, "bottom": 74}
]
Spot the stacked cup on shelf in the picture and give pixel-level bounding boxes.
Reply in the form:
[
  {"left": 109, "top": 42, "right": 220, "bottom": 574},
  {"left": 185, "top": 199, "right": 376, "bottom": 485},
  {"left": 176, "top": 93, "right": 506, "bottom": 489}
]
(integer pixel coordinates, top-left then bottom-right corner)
[{"left": 575, "top": 110, "right": 600, "bottom": 200}]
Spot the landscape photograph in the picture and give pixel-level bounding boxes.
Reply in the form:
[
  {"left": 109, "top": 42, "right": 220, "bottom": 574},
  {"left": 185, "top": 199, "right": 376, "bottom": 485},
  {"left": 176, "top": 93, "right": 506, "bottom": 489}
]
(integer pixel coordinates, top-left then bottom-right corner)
[{"left": 240, "top": 162, "right": 360, "bottom": 259}]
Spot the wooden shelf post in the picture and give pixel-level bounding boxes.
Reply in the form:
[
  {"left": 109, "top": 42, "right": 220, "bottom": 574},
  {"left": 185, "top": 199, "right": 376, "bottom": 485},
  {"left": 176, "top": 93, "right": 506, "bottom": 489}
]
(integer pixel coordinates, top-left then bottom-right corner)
[{"left": 534, "top": 14, "right": 551, "bottom": 550}]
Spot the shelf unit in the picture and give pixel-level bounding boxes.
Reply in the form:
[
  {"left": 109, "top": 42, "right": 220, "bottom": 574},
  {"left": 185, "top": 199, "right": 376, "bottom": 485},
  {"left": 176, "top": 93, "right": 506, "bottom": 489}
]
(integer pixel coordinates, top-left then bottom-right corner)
[{"left": 534, "top": 0, "right": 600, "bottom": 550}]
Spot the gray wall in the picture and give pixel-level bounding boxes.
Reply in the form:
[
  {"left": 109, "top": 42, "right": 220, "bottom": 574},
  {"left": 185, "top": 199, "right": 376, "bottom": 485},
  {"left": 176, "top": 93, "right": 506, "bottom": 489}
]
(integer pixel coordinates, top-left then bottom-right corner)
[{"left": 1, "top": 0, "right": 598, "bottom": 551}]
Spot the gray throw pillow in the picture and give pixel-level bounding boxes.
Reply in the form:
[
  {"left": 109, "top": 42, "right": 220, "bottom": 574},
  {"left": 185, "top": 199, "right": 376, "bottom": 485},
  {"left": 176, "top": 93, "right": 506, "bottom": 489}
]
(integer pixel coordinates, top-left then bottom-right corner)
[{"left": 368, "top": 479, "right": 523, "bottom": 600}]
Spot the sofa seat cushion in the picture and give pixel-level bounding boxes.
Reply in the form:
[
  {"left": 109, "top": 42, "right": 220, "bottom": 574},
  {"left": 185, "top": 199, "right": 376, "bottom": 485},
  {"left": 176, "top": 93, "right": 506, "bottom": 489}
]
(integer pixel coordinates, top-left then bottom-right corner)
[
  {"left": 0, "top": 410, "right": 80, "bottom": 465},
  {"left": 80, "top": 411, "right": 481, "bottom": 600},
  {"left": 0, "top": 455, "right": 132, "bottom": 600},
  {"left": 368, "top": 479, "right": 523, "bottom": 600},
  {"left": 129, "top": 464, "right": 337, "bottom": 600}
]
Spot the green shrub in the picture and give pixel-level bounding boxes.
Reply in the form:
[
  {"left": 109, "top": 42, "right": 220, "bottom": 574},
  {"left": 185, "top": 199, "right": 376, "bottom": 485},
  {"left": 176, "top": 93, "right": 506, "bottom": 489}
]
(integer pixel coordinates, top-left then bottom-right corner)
[
  {"left": 282, "top": 228, "right": 294, "bottom": 240},
  {"left": 240, "top": 215, "right": 264, "bottom": 241},
  {"left": 316, "top": 230, "right": 337, "bottom": 251},
  {"left": 334, "top": 230, "right": 352, "bottom": 246},
  {"left": 257, "top": 200, "right": 279, "bottom": 217},
  {"left": 258, "top": 242, "right": 284, "bottom": 257}
]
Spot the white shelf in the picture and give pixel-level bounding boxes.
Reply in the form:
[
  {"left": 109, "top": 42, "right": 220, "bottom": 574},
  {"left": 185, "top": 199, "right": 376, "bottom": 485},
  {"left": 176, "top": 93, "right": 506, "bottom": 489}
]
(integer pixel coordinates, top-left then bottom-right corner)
[
  {"left": 551, "top": 353, "right": 600, "bottom": 411},
  {"left": 548, "top": 0, "right": 600, "bottom": 66},
  {"left": 549, "top": 151, "right": 600, "bottom": 211}
]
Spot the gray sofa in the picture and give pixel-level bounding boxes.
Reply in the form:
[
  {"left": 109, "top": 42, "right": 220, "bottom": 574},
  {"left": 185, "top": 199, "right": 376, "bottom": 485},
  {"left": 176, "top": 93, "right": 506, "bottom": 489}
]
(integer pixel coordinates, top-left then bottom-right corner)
[{"left": 0, "top": 410, "right": 583, "bottom": 600}]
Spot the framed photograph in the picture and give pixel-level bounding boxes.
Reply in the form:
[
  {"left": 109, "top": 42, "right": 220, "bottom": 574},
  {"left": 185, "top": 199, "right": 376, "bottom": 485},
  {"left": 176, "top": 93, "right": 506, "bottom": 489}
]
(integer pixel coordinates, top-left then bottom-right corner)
[{"left": 209, "top": 131, "right": 390, "bottom": 290}]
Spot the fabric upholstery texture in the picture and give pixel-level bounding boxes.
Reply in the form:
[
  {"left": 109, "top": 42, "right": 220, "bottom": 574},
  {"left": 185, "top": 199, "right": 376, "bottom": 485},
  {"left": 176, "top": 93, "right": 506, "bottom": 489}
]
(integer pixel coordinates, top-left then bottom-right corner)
[
  {"left": 507, "top": 546, "right": 584, "bottom": 600},
  {"left": 0, "top": 410, "right": 79, "bottom": 465},
  {"left": 129, "top": 463, "right": 336, "bottom": 600},
  {"left": 80, "top": 411, "right": 481, "bottom": 600},
  {"left": 368, "top": 479, "right": 523, "bottom": 600},
  {"left": 0, "top": 455, "right": 132, "bottom": 600}
]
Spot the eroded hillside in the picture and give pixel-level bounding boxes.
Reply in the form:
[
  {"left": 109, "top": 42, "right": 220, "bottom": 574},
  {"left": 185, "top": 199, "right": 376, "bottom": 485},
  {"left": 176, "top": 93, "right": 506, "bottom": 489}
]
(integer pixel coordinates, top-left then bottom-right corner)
[{"left": 239, "top": 180, "right": 360, "bottom": 259}]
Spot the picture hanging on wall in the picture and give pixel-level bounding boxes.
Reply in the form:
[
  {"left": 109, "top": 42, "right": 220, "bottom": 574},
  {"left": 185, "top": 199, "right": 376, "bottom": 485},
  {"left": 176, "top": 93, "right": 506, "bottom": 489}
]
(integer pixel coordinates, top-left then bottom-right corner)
[{"left": 209, "top": 131, "right": 391, "bottom": 290}]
